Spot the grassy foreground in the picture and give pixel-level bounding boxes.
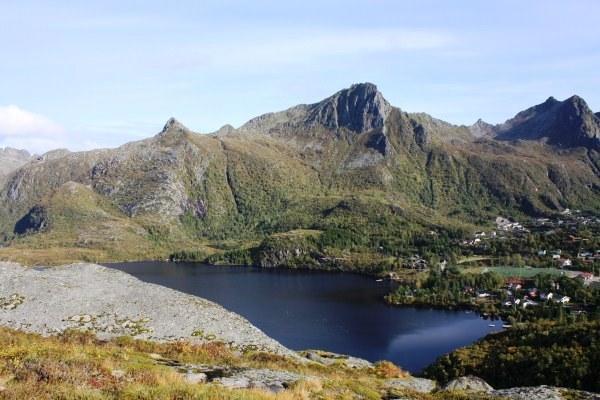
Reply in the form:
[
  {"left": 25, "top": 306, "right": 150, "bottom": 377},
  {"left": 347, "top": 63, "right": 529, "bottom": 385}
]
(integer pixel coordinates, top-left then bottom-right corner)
[{"left": 0, "top": 327, "right": 499, "bottom": 400}]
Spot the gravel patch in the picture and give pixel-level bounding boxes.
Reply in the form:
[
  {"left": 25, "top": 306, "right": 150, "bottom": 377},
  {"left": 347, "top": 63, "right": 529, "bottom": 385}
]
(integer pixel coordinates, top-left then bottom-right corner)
[
  {"left": 0, "top": 262, "right": 292, "bottom": 355},
  {"left": 492, "top": 386, "right": 600, "bottom": 400}
]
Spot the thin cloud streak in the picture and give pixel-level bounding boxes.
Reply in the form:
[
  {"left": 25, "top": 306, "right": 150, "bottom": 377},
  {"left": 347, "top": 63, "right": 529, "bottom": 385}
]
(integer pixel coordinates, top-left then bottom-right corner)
[{"left": 162, "top": 28, "right": 457, "bottom": 70}]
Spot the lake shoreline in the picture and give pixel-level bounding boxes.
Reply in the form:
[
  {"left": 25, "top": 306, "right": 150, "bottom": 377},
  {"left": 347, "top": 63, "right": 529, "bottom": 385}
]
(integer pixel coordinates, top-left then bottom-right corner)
[{"left": 106, "top": 261, "right": 500, "bottom": 372}]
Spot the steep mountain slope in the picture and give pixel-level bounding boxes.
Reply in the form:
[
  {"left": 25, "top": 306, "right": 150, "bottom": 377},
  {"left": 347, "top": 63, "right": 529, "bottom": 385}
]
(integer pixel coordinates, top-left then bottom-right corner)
[
  {"left": 493, "top": 95, "right": 600, "bottom": 149},
  {"left": 469, "top": 119, "right": 495, "bottom": 138},
  {"left": 0, "top": 83, "right": 598, "bottom": 265},
  {"left": 0, "top": 147, "right": 31, "bottom": 178}
]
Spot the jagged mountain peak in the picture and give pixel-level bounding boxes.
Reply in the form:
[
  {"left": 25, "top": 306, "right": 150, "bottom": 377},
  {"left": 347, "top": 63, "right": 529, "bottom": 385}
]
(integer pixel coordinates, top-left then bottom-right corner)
[
  {"left": 0, "top": 147, "right": 30, "bottom": 158},
  {"left": 494, "top": 95, "right": 600, "bottom": 149},
  {"left": 159, "top": 118, "right": 189, "bottom": 136},
  {"left": 469, "top": 118, "right": 495, "bottom": 138},
  {"left": 562, "top": 94, "right": 593, "bottom": 113},
  {"left": 215, "top": 124, "right": 235, "bottom": 136},
  {"left": 306, "top": 82, "right": 391, "bottom": 133},
  {"left": 0, "top": 147, "right": 33, "bottom": 177},
  {"left": 238, "top": 83, "right": 392, "bottom": 137}
]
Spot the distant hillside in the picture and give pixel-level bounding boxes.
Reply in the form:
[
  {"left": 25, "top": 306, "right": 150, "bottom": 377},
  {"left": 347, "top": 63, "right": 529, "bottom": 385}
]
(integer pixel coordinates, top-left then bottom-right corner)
[
  {"left": 0, "top": 147, "right": 31, "bottom": 178},
  {"left": 0, "top": 83, "right": 598, "bottom": 265},
  {"left": 492, "top": 96, "right": 600, "bottom": 149}
]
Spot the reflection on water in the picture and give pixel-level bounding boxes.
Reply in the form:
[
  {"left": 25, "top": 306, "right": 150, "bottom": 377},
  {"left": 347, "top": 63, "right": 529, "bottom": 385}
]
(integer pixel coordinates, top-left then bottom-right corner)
[{"left": 106, "top": 262, "right": 500, "bottom": 372}]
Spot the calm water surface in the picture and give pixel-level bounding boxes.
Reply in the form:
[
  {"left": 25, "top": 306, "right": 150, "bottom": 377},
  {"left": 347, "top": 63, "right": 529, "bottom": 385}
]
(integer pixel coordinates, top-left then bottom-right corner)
[{"left": 107, "top": 262, "right": 500, "bottom": 372}]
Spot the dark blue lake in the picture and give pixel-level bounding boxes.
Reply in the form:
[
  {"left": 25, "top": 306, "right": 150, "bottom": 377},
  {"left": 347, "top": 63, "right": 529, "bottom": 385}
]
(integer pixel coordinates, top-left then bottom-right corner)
[{"left": 107, "top": 262, "right": 500, "bottom": 372}]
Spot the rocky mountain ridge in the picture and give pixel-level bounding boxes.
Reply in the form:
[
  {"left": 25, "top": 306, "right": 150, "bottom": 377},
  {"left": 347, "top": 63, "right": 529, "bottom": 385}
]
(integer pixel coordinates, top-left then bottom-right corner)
[
  {"left": 0, "top": 83, "right": 598, "bottom": 264},
  {"left": 468, "top": 95, "right": 600, "bottom": 149},
  {"left": 0, "top": 147, "right": 32, "bottom": 178}
]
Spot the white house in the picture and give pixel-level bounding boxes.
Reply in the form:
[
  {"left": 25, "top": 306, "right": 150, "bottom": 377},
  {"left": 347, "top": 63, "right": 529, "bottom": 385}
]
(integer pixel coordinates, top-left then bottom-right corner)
[
  {"left": 541, "top": 292, "right": 554, "bottom": 301},
  {"left": 523, "top": 300, "right": 538, "bottom": 308}
]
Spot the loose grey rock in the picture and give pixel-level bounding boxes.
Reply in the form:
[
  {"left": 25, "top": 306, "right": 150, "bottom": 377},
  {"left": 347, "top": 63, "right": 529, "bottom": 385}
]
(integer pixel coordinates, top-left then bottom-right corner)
[
  {"left": 214, "top": 368, "right": 302, "bottom": 393},
  {"left": 443, "top": 376, "right": 494, "bottom": 392},
  {"left": 184, "top": 372, "right": 207, "bottom": 384},
  {"left": 217, "top": 376, "right": 251, "bottom": 390},
  {"left": 384, "top": 376, "right": 437, "bottom": 393},
  {"left": 0, "top": 262, "right": 292, "bottom": 356},
  {"left": 492, "top": 386, "right": 600, "bottom": 400},
  {"left": 492, "top": 386, "right": 563, "bottom": 400},
  {"left": 301, "top": 349, "right": 373, "bottom": 369}
]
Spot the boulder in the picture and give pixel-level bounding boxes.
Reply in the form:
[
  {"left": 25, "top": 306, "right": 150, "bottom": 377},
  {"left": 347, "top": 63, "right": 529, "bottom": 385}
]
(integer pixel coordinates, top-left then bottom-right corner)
[
  {"left": 384, "top": 376, "right": 437, "bottom": 393},
  {"left": 443, "top": 376, "right": 494, "bottom": 392},
  {"left": 184, "top": 372, "right": 207, "bottom": 384}
]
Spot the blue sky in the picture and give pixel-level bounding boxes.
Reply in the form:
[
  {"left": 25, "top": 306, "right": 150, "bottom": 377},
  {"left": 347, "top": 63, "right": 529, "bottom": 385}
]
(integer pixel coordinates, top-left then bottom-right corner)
[{"left": 1, "top": 0, "right": 599, "bottom": 153}]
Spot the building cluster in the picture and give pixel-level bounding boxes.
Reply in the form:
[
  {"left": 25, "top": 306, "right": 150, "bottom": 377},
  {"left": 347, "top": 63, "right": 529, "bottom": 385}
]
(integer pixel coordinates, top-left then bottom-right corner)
[
  {"left": 403, "top": 255, "right": 429, "bottom": 270},
  {"left": 475, "top": 277, "right": 573, "bottom": 309},
  {"left": 532, "top": 210, "right": 600, "bottom": 231},
  {"left": 496, "top": 216, "right": 529, "bottom": 233}
]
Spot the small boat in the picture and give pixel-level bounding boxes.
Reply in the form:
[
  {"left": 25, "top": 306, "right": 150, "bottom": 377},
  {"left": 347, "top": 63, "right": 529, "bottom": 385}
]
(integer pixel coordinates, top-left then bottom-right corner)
[
  {"left": 502, "top": 324, "right": 512, "bottom": 328},
  {"left": 488, "top": 324, "right": 496, "bottom": 327},
  {"left": 375, "top": 279, "right": 384, "bottom": 282}
]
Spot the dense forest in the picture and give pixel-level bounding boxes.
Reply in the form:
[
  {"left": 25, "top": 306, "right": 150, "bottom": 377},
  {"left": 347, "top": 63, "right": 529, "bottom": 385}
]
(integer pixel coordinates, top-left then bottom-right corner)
[{"left": 424, "top": 321, "right": 600, "bottom": 392}]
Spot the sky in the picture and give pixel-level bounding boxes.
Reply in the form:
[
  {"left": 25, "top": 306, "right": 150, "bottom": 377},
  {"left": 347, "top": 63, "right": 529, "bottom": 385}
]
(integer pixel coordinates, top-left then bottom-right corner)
[{"left": 1, "top": 0, "right": 599, "bottom": 154}]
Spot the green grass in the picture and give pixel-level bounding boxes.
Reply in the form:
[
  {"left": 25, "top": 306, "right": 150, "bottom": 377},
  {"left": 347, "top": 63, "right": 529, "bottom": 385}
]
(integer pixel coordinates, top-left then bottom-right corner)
[{"left": 472, "top": 266, "right": 565, "bottom": 278}]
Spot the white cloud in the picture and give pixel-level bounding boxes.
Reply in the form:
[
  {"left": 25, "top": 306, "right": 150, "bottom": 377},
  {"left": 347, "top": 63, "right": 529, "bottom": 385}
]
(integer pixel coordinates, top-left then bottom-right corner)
[{"left": 0, "top": 105, "right": 67, "bottom": 154}]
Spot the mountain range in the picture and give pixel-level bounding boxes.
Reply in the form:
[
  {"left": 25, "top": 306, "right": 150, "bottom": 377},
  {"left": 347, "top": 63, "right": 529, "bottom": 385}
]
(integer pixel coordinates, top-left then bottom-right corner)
[{"left": 0, "top": 83, "right": 598, "bottom": 265}]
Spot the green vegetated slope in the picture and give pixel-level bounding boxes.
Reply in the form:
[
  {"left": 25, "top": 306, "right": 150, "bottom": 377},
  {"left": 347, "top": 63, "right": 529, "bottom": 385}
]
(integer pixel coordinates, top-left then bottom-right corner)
[
  {"left": 0, "top": 83, "right": 598, "bottom": 265},
  {"left": 424, "top": 320, "right": 600, "bottom": 392}
]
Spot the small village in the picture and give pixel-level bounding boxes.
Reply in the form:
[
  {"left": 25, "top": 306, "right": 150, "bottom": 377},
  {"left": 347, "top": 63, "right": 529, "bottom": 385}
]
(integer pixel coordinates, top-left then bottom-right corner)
[{"left": 386, "top": 210, "right": 600, "bottom": 322}]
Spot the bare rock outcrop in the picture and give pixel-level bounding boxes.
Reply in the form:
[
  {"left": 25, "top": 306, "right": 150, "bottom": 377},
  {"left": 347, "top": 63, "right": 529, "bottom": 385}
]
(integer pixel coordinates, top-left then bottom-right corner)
[{"left": 0, "top": 262, "right": 292, "bottom": 355}]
